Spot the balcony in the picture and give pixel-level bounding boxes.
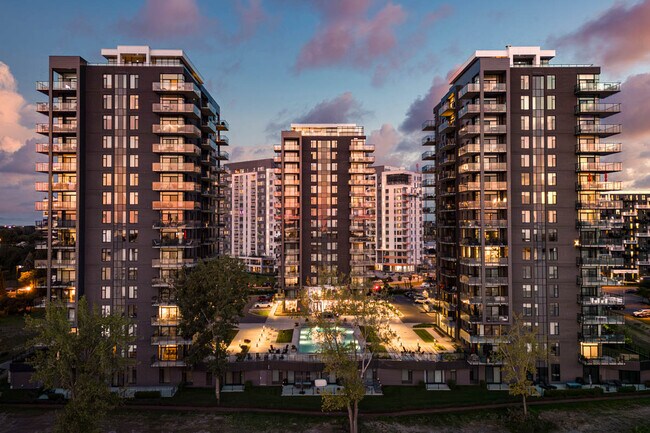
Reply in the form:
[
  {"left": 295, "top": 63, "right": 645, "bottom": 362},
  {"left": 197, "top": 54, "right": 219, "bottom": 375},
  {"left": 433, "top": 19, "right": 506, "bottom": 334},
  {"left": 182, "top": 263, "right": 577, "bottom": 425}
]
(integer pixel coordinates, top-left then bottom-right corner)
[
  {"left": 36, "top": 101, "right": 78, "bottom": 113},
  {"left": 152, "top": 81, "right": 200, "bottom": 97},
  {"left": 576, "top": 162, "right": 622, "bottom": 172},
  {"left": 215, "top": 135, "right": 229, "bottom": 146},
  {"left": 36, "top": 81, "right": 77, "bottom": 93},
  {"left": 35, "top": 181, "right": 76, "bottom": 192},
  {"left": 216, "top": 120, "right": 229, "bottom": 131},
  {"left": 421, "top": 164, "right": 436, "bottom": 173},
  {"left": 36, "top": 142, "right": 77, "bottom": 153},
  {"left": 152, "top": 103, "right": 200, "bottom": 118},
  {"left": 438, "top": 100, "right": 455, "bottom": 117},
  {"left": 152, "top": 143, "right": 200, "bottom": 154},
  {"left": 201, "top": 119, "right": 217, "bottom": 133},
  {"left": 438, "top": 119, "right": 455, "bottom": 134},
  {"left": 422, "top": 134, "right": 436, "bottom": 146},
  {"left": 422, "top": 178, "right": 435, "bottom": 187},
  {"left": 458, "top": 143, "right": 506, "bottom": 156},
  {"left": 577, "top": 181, "right": 621, "bottom": 191},
  {"left": 575, "top": 103, "right": 621, "bottom": 117},
  {"left": 349, "top": 166, "right": 374, "bottom": 175},
  {"left": 35, "top": 200, "right": 77, "bottom": 211},
  {"left": 459, "top": 83, "right": 480, "bottom": 99},
  {"left": 577, "top": 199, "right": 623, "bottom": 210},
  {"left": 152, "top": 258, "right": 197, "bottom": 268},
  {"left": 151, "top": 315, "right": 180, "bottom": 326},
  {"left": 575, "top": 82, "right": 621, "bottom": 96},
  {"left": 151, "top": 335, "right": 191, "bottom": 345},
  {"left": 35, "top": 162, "right": 77, "bottom": 173},
  {"left": 578, "top": 256, "right": 624, "bottom": 267},
  {"left": 484, "top": 125, "right": 507, "bottom": 134},
  {"left": 458, "top": 181, "right": 507, "bottom": 192},
  {"left": 458, "top": 124, "right": 481, "bottom": 137},
  {"left": 350, "top": 155, "right": 375, "bottom": 163},
  {"left": 36, "top": 123, "right": 77, "bottom": 134},
  {"left": 578, "top": 293, "right": 624, "bottom": 306},
  {"left": 152, "top": 181, "right": 200, "bottom": 192},
  {"left": 153, "top": 238, "right": 197, "bottom": 248},
  {"left": 216, "top": 150, "right": 229, "bottom": 160},
  {"left": 575, "top": 124, "right": 621, "bottom": 136},
  {"left": 152, "top": 124, "right": 201, "bottom": 137},
  {"left": 579, "top": 313, "right": 625, "bottom": 325},
  {"left": 422, "top": 120, "right": 436, "bottom": 131},
  {"left": 152, "top": 201, "right": 201, "bottom": 210},
  {"left": 576, "top": 142, "right": 622, "bottom": 155},
  {"left": 152, "top": 162, "right": 200, "bottom": 173}
]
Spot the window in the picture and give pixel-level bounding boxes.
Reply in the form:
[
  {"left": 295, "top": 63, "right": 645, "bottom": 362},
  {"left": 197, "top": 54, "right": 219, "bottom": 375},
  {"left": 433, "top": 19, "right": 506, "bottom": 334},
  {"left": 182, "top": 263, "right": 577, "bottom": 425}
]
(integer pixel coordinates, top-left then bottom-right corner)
[
  {"left": 548, "top": 229, "right": 558, "bottom": 242},
  {"left": 523, "top": 284, "right": 532, "bottom": 298},
  {"left": 550, "top": 322, "right": 560, "bottom": 335},
  {"left": 102, "top": 211, "right": 111, "bottom": 224},
  {"left": 102, "top": 191, "right": 112, "bottom": 205},
  {"left": 548, "top": 173, "right": 556, "bottom": 186},
  {"left": 521, "top": 173, "right": 530, "bottom": 186},
  {"left": 521, "top": 115, "right": 530, "bottom": 130},
  {"left": 401, "top": 369, "right": 413, "bottom": 384},
  {"left": 101, "top": 286, "right": 111, "bottom": 299},
  {"left": 522, "top": 229, "right": 531, "bottom": 242},
  {"left": 547, "top": 191, "right": 557, "bottom": 205},
  {"left": 102, "top": 136, "right": 112, "bottom": 149},
  {"left": 102, "top": 173, "right": 112, "bottom": 186},
  {"left": 102, "top": 229, "right": 112, "bottom": 243},
  {"left": 548, "top": 210, "right": 557, "bottom": 223},
  {"left": 547, "top": 115, "right": 556, "bottom": 130},
  {"left": 103, "top": 94, "right": 112, "bottom": 109},
  {"left": 129, "top": 115, "right": 139, "bottom": 130},
  {"left": 103, "top": 115, "right": 113, "bottom": 130},
  {"left": 550, "top": 303, "right": 559, "bottom": 317},
  {"left": 547, "top": 136, "right": 556, "bottom": 149},
  {"left": 522, "top": 247, "right": 531, "bottom": 260},
  {"left": 520, "top": 75, "right": 530, "bottom": 90},
  {"left": 129, "top": 154, "right": 139, "bottom": 168},
  {"left": 549, "top": 266, "right": 558, "bottom": 279},
  {"left": 129, "top": 74, "right": 139, "bottom": 89},
  {"left": 101, "top": 248, "right": 111, "bottom": 262},
  {"left": 129, "top": 248, "right": 139, "bottom": 262},
  {"left": 551, "top": 364, "right": 560, "bottom": 382},
  {"left": 128, "top": 229, "right": 138, "bottom": 242},
  {"left": 522, "top": 210, "right": 530, "bottom": 223},
  {"left": 521, "top": 192, "right": 531, "bottom": 204},
  {"left": 129, "top": 173, "right": 139, "bottom": 186},
  {"left": 129, "top": 94, "right": 139, "bottom": 109},
  {"left": 103, "top": 74, "right": 112, "bottom": 89},
  {"left": 101, "top": 305, "right": 111, "bottom": 317},
  {"left": 129, "top": 136, "right": 139, "bottom": 149},
  {"left": 547, "top": 75, "right": 556, "bottom": 90},
  {"left": 547, "top": 95, "right": 556, "bottom": 110},
  {"left": 547, "top": 154, "right": 556, "bottom": 167},
  {"left": 523, "top": 266, "right": 532, "bottom": 279},
  {"left": 128, "top": 286, "right": 138, "bottom": 299},
  {"left": 520, "top": 96, "right": 529, "bottom": 110},
  {"left": 550, "top": 344, "right": 560, "bottom": 357},
  {"left": 129, "top": 192, "right": 139, "bottom": 205},
  {"left": 523, "top": 303, "right": 532, "bottom": 316},
  {"left": 101, "top": 267, "right": 111, "bottom": 281},
  {"left": 548, "top": 248, "right": 558, "bottom": 261},
  {"left": 521, "top": 136, "right": 529, "bottom": 149},
  {"left": 129, "top": 210, "right": 138, "bottom": 224},
  {"left": 521, "top": 155, "right": 530, "bottom": 167},
  {"left": 128, "top": 267, "right": 138, "bottom": 281},
  {"left": 102, "top": 154, "right": 112, "bottom": 168},
  {"left": 550, "top": 284, "right": 559, "bottom": 298}
]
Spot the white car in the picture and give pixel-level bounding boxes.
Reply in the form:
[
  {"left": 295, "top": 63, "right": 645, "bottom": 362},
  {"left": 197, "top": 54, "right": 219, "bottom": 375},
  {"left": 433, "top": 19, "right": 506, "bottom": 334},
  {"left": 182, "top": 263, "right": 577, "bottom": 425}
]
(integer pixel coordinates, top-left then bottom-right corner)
[
  {"left": 254, "top": 302, "right": 272, "bottom": 309},
  {"left": 632, "top": 309, "right": 650, "bottom": 318}
]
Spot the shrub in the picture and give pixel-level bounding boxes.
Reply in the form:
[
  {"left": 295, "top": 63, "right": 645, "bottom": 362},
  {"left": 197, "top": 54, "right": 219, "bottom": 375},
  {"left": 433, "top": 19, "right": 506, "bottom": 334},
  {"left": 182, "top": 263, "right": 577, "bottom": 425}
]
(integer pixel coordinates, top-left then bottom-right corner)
[
  {"left": 133, "top": 391, "right": 161, "bottom": 399},
  {"left": 244, "top": 380, "right": 253, "bottom": 391},
  {"left": 543, "top": 387, "right": 603, "bottom": 398},
  {"left": 618, "top": 385, "right": 637, "bottom": 393},
  {"left": 446, "top": 379, "right": 457, "bottom": 390}
]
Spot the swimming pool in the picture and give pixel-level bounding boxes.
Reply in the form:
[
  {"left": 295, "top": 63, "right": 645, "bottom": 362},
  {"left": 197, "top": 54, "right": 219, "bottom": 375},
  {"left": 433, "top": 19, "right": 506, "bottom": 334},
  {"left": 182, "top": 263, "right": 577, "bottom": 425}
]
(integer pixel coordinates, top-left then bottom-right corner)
[{"left": 297, "top": 326, "right": 360, "bottom": 353}]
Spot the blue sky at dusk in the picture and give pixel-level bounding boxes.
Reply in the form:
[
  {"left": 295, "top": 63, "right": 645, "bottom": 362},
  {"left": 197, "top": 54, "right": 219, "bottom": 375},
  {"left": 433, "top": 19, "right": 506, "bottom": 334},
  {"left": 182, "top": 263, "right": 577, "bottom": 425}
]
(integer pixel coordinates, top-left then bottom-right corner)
[{"left": 1, "top": 0, "right": 650, "bottom": 224}]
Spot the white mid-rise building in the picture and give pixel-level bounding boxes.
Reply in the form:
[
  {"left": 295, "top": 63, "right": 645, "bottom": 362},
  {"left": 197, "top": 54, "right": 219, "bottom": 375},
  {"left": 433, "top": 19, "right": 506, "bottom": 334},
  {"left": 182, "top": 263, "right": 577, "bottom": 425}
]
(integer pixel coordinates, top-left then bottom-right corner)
[{"left": 375, "top": 166, "right": 423, "bottom": 274}]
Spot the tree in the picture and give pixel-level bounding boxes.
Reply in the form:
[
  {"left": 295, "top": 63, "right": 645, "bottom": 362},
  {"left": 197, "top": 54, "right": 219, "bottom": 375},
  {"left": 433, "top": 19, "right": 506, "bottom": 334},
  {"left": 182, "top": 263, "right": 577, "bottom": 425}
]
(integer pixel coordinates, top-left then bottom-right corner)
[
  {"left": 637, "top": 278, "right": 650, "bottom": 302},
  {"left": 494, "top": 314, "right": 547, "bottom": 416},
  {"left": 176, "top": 256, "right": 250, "bottom": 403},
  {"left": 314, "top": 280, "right": 396, "bottom": 433},
  {"left": 26, "top": 296, "right": 134, "bottom": 433}
]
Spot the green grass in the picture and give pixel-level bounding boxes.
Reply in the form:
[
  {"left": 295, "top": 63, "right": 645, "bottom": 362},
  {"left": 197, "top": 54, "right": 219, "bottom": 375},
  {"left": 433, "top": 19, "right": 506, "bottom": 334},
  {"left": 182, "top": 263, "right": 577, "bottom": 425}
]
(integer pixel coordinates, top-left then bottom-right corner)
[
  {"left": 250, "top": 309, "right": 270, "bottom": 317},
  {"left": 412, "top": 323, "right": 434, "bottom": 328},
  {"left": 359, "top": 326, "right": 388, "bottom": 353},
  {"left": 413, "top": 329, "right": 436, "bottom": 343},
  {"left": 276, "top": 329, "right": 294, "bottom": 344}
]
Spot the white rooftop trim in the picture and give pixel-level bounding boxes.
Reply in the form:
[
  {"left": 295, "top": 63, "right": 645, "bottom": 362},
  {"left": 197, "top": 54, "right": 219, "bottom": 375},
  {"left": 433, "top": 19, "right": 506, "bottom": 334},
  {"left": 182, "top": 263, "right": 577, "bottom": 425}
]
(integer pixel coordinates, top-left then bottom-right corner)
[
  {"left": 449, "top": 46, "right": 556, "bottom": 84},
  {"left": 100, "top": 45, "right": 203, "bottom": 84}
]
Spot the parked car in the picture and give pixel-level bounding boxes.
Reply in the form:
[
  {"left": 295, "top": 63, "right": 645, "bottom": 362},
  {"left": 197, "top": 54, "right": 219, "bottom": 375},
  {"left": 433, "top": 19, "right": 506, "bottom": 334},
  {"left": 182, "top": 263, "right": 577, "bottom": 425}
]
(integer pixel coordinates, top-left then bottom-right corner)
[
  {"left": 257, "top": 295, "right": 272, "bottom": 302},
  {"left": 404, "top": 291, "right": 415, "bottom": 299},
  {"left": 632, "top": 309, "right": 650, "bottom": 317},
  {"left": 625, "top": 288, "right": 638, "bottom": 294},
  {"left": 253, "top": 302, "right": 272, "bottom": 309},
  {"left": 414, "top": 298, "right": 428, "bottom": 304}
]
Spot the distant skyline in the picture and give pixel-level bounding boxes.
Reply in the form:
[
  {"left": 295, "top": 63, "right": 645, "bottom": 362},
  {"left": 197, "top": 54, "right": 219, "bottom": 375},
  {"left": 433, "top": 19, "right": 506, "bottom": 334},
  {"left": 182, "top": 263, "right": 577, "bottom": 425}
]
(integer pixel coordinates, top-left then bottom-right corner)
[{"left": 2, "top": 0, "right": 650, "bottom": 224}]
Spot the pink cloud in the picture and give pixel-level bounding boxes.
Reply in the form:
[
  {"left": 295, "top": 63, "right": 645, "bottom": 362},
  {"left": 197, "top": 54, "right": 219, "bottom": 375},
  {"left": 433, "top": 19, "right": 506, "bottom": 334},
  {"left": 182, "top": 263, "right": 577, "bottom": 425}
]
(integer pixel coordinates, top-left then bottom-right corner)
[
  {"left": 295, "top": 92, "right": 370, "bottom": 124},
  {"left": 116, "top": 0, "right": 268, "bottom": 44},
  {"left": 294, "top": 1, "right": 407, "bottom": 71},
  {"left": 399, "top": 75, "right": 449, "bottom": 133},
  {"left": 550, "top": 0, "right": 650, "bottom": 71},
  {"left": 369, "top": 124, "right": 420, "bottom": 169}
]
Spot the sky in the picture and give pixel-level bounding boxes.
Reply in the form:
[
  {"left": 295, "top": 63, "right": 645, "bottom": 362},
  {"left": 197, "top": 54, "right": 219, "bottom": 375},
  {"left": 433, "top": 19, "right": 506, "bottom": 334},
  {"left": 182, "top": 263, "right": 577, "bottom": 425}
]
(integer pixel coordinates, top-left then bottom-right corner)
[{"left": 1, "top": 0, "right": 650, "bottom": 225}]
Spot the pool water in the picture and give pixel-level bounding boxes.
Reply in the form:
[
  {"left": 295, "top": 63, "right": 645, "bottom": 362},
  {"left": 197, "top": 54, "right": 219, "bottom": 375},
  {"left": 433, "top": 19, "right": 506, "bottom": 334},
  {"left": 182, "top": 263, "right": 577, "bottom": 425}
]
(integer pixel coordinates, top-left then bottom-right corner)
[{"left": 297, "top": 326, "right": 359, "bottom": 353}]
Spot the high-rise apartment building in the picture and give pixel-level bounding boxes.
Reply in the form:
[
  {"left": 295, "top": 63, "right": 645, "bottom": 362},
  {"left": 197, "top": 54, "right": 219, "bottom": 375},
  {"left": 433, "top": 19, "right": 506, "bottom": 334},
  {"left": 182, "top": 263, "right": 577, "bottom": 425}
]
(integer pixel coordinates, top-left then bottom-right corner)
[
  {"left": 225, "top": 158, "right": 279, "bottom": 274},
  {"left": 375, "top": 166, "right": 423, "bottom": 274},
  {"left": 424, "top": 46, "right": 624, "bottom": 383},
  {"left": 275, "top": 124, "right": 376, "bottom": 299},
  {"left": 34, "top": 46, "right": 230, "bottom": 386}
]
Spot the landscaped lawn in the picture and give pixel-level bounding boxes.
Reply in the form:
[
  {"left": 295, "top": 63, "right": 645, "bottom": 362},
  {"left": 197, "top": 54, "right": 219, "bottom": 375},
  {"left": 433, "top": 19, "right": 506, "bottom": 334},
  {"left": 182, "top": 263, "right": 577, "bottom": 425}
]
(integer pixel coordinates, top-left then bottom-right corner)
[
  {"left": 276, "top": 329, "right": 294, "bottom": 344},
  {"left": 413, "top": 328, "right": 436, "bottom": 343}
]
